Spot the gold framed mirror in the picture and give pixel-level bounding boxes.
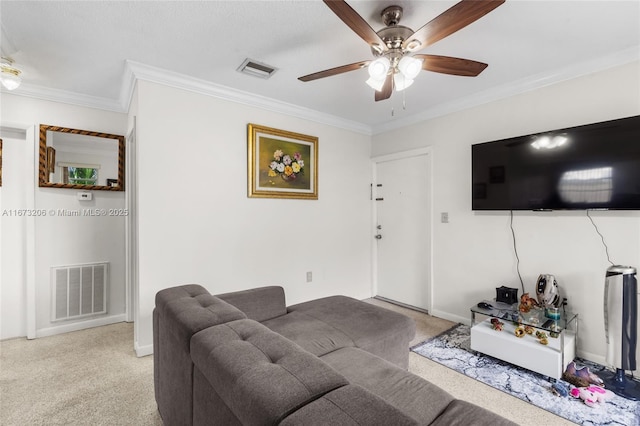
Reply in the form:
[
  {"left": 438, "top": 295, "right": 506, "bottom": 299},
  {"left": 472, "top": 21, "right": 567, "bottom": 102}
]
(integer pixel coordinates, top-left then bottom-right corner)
[{"left": 39, "top": 124, "right": 125, "bottom": 191}]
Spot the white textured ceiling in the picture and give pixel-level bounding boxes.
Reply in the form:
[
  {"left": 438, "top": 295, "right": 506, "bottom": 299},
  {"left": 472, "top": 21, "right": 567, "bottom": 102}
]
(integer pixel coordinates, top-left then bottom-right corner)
[{"left": 1, "top": 1, "right": 639, "bottom": 133}]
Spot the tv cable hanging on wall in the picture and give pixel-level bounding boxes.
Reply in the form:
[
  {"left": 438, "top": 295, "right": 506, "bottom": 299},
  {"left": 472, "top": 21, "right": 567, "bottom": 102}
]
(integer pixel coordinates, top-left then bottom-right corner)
[{"left": 509, "top": 210, "right": 525, "bottom": 295}]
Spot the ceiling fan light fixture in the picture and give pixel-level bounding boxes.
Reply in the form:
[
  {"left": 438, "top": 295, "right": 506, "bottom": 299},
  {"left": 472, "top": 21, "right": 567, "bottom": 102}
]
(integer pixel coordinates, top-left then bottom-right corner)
[
  {"left": 366, "top": 76, "right": 386, "bottom": 92},
  {"left": 368, "top": 57, "right": 390, "bottom": 80},
  {"left": 398, "top": 56, "right": 422, "bottom": 80},
  {"left": 393, "top": 72, "right": 414, "bottom": 91},
  {"left": 0, "top": 57, "right": 22, "bottom": 90}
]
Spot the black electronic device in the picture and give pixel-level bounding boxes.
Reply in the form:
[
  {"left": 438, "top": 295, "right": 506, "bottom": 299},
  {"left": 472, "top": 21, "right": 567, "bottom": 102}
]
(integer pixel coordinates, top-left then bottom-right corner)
[
  {"left": 496, "top": 286, "right": 518, "bottom": 305},
  {"left": 477, "top": 302, "right": 493, "bottom": 310},
  {"left": 542, "top": 319, "right": 555, "bottom": 329},
  {"left": 471, "top": 115, "right": 640, "bottom": 210}
]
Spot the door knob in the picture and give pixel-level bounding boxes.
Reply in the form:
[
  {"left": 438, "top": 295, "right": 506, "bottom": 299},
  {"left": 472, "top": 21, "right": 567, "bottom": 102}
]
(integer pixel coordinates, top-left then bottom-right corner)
[{"left": 375, "top": 234, "right": 382, "bottom": 239}]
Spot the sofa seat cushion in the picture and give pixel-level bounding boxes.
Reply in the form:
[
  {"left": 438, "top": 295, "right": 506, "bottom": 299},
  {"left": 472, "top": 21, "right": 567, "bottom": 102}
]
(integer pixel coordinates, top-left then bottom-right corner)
[
  {"left": 279, "top": 385, "right": 418, "bottom": 426},
  {"left": 429, "top": 400, "right": 518, "bottom": 426},
  {"left": 191, "top": 319, "right": 348, "bottom": 426},
  {"left": 287, "top": 296, "right": 416, "bottom": 368},
  {"left": 261, "top": 311, "right": 356, "bottom": 357},
  {"left": 321, "top": 347, "right": 455, "bottom": 425}
]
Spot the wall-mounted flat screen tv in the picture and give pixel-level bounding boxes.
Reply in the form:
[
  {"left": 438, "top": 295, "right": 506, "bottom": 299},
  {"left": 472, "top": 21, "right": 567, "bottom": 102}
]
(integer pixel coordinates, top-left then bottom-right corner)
[{"left": 472, "top": 115, "right": 640, "bottom": 210}]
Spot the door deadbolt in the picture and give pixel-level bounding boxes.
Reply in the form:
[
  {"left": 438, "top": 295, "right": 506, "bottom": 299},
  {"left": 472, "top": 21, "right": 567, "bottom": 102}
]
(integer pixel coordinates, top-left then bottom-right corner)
[{"left": 375, "top": 234, "right": 382, "bottom": 240}]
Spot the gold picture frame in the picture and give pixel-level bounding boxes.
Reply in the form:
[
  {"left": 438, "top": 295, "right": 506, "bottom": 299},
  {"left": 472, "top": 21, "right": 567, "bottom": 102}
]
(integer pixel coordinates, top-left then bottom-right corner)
[{"left": 247, "top": 124, "right": 318, "bottom": 199}]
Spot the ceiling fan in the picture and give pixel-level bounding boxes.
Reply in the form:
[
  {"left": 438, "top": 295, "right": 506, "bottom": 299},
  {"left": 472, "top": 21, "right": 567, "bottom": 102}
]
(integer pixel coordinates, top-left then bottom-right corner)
[{"left": 299, "top": 0, "right": 505, "bottom": 102}]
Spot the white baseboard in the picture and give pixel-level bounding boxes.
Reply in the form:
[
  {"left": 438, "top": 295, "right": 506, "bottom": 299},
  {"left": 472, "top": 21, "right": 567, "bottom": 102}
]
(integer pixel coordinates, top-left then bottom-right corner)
[
  {"left": 430, "top": 309, "right": 470, "bottom": 326},
  {"left": 577, "top": 350, "right": 607, "bottom": 366},
  {"left": 135, "top": 342, "right": 153, "bottom": 357},
  {"left": 35, "top": 314, "right": 127, "bottom": 338}
]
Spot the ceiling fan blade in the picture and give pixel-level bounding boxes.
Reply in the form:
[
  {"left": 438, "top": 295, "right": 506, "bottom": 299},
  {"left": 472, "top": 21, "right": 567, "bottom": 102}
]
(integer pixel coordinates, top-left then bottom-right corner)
[
  {"left": 298, "top": 60, "right": 370, "bottom": 82},
  {"left": 375, "top": 73, "right": 393, "bottom": 102},
  {"left": 323, "top": 0, "right": 387, "bottom": 52},
  {"left": 415, "top": 54, "right": 488, "bottom": 77},
  {"left": 403, "top": 0, "right": 505, "bottom": 52}
]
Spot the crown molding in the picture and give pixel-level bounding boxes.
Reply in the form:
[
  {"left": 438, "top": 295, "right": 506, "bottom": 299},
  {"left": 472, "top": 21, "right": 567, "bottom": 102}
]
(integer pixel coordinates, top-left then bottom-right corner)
[
  {"left": 2, "top": 82, "right": 124, "bottom": 113},
  {"left": 371, "top": 47, "right": 640, "bottom": 135},
  {"left": 2, "top": 60, "right": 372, "bottom": 135},
  {"left": 122, "top": 60, "right": 372, "bottom": 135},
  {"left": 5, "top": 46, "right": 637, "bottom": 137}
]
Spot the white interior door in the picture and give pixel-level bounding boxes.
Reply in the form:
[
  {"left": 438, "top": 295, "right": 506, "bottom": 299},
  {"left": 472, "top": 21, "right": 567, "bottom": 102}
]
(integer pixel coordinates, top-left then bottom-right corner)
[{"left": 375, "top": 152, "right": 431, "bottom": 311}]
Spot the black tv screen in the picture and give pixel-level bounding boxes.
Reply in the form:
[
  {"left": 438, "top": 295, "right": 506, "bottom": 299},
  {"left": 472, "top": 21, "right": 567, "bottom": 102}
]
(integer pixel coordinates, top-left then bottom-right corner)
[{"left": 472, "top": 115, "right": 640, "bottom": 210}]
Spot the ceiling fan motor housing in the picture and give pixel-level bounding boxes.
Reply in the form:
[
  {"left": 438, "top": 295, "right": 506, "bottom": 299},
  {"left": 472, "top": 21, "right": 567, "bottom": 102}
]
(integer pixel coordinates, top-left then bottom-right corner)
[
  {"left": 371, "top": 6, "right": 415, "bottom": 61},
  {"left": 381, "top": 5, "right": 403, "bottom": 26},
  {"left": 375, "top": 26, "right": 414, "bottom": 52}
]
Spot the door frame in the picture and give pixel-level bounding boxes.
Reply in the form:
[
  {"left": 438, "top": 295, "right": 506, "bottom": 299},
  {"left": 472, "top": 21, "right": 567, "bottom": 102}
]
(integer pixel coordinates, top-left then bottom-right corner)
[
  {"left": 371, "top": 147, "right": 434, "bottom": 313},
  {"left": 125, "top": 122, "right": 137, "bottom": 325},
  {"left": 1, "top": 123, "right": 37, "bottom": 339}
]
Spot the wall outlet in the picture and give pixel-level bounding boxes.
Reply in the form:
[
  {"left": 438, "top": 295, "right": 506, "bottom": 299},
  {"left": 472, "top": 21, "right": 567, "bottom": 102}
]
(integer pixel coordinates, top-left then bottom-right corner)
[
  {"left": 441, "top": 212, "right": 449, "bottom": 223},
  {"left": 306, "top": 271, "right": 312, "bottom": 283}
]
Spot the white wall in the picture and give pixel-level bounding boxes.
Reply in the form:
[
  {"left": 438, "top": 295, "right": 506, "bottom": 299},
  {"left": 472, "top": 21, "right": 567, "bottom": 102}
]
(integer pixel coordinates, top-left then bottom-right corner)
[
  {"left": 372, "top": 61, "right": 640, "bottom": 365},
  {"left": 0, "top": 94, "right": 128, "bottom": 339},
  {"left": 132, "top": 80, "right": 373, "bottom": 354}
]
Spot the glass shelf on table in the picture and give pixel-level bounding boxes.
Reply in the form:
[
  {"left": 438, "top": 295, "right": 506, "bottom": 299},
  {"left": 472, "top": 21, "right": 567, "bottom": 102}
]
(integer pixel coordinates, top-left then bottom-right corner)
[{"left": 470, "top": 302, "right": 577, "bottom": 334}]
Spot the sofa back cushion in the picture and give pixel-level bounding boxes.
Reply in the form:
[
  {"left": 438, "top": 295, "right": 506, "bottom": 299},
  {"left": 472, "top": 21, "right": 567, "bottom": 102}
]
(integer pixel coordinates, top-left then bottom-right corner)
[
  {"left": 156, "top": 284, "right": 247, "bottom": 351},
  {"left": 216, "top": 286, "right": 287, "bottom": 322},
  {"left": 191, "top": 319, "right": 348, "bottom": 426}
]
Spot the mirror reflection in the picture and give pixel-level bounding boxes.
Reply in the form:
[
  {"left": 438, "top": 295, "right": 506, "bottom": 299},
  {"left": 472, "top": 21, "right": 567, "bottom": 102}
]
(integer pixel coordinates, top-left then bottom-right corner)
[{"left": 39, "top": 125, "right": 124, "bottom": 191}]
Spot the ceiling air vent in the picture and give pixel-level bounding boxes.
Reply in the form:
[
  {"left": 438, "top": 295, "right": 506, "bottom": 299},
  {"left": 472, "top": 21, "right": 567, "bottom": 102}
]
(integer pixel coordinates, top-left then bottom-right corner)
[{"left": 237, "top": 58, "right": 278, "bottom": 79}]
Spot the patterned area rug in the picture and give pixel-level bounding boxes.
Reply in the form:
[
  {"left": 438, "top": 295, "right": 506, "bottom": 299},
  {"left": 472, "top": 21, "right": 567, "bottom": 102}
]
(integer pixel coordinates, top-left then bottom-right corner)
[{"left": 411, "top": 324, "right": 640, "bottom": 426}]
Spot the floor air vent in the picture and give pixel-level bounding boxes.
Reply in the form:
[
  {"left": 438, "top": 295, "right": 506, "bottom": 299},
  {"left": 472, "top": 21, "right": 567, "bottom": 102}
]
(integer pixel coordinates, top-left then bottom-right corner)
[{"left": 52, "top": 262, "right": 108, "bottom": 322}]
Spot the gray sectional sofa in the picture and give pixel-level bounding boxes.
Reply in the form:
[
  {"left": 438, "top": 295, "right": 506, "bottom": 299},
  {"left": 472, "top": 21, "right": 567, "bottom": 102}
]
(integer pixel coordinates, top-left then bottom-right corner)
[{"left": 153, "top": 284, "right": 516, "bottom": 426}]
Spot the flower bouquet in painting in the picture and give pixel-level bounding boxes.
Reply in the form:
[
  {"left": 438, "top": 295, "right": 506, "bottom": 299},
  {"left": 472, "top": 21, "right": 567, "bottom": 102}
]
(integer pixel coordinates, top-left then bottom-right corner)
[
  {"left": 248, "top": 123, "right": 317, "bottom": 199},
  {"left": 268, "top": 149, "right": 304, "bottom": 182}
]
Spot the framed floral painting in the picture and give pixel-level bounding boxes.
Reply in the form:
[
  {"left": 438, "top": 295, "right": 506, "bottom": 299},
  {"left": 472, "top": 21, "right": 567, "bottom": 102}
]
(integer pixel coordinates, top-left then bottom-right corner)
[{"left": 247, "top": 124, "right": 318, "bottom": 199}]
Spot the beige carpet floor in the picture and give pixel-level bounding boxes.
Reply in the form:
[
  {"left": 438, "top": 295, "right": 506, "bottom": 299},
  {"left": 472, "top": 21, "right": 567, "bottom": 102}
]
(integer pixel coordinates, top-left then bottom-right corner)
[
  {"left": 0, "top": 322, "right": 162, "bottom": 426},
  {"left": 1, "top": 299, "right": 573, "bottom": 425}
]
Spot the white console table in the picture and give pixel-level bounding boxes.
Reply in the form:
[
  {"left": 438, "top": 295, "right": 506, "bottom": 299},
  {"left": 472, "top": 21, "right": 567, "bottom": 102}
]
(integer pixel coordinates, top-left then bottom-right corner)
[{"left": 470, "top": 304, "right": 578, "bottom": 379}]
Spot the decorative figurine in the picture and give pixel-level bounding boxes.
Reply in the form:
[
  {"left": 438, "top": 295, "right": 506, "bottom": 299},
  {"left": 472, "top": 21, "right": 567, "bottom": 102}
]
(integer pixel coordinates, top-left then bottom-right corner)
[
  {"left": 490, "top": 317, "right": 504, "bottom": 331},
  {"left": 518, "top": 293, "right": 539, "bottom": 313},
  {"left": 535, "top": 330, "right": 549, "bottom": 345}
]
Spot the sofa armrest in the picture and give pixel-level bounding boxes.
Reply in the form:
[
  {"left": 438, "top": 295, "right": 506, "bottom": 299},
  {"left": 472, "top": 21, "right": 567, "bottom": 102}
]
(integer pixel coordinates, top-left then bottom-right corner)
[{"left": 216, "top": 286, "right": 286, "bottom": 322}]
